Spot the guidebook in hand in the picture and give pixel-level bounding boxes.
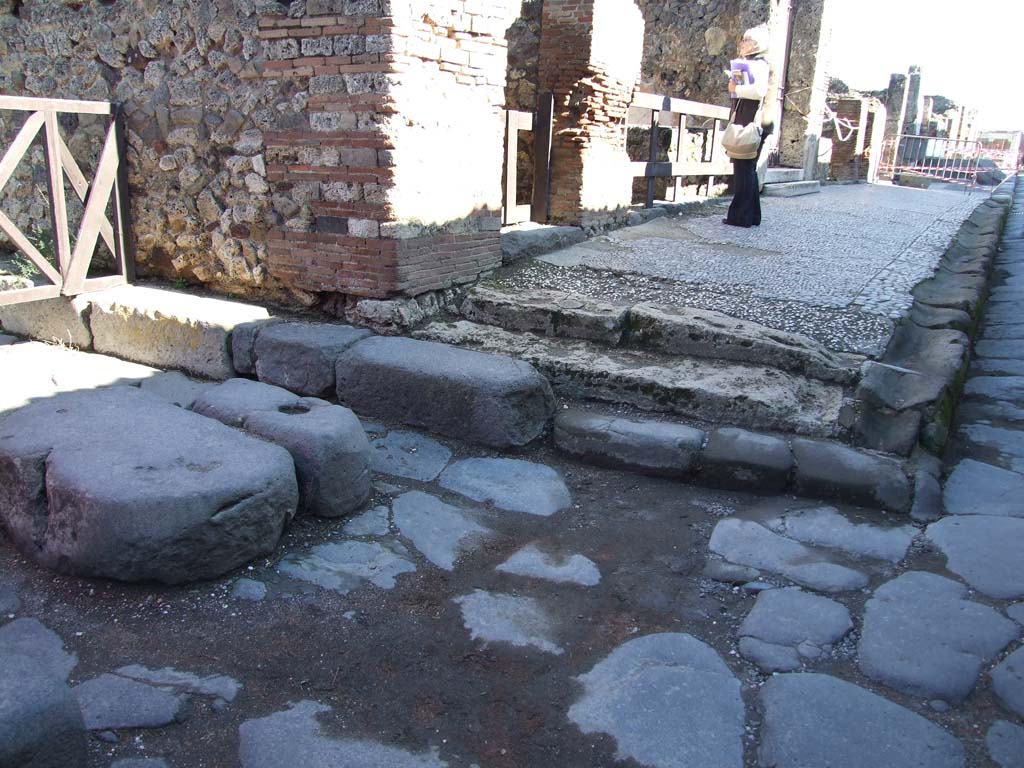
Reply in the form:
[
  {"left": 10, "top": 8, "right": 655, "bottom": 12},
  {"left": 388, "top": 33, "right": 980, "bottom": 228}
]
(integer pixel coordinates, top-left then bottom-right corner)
[{"left": 728, "top": 59, "right": 755, "bottom": 97}]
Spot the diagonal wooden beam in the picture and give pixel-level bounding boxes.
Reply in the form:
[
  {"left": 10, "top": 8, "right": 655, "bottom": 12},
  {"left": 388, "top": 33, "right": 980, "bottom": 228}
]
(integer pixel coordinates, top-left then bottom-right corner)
[
  {"left": 57, "top": 132, "right": 116, "bottom": 255},
  {"left": 62, "top": 122, "right": 119, "bottom": 295},
  {"left": 0, "top": 209, "right": 63, "bottom": 286},
  {"left": 0, "top": 111, "right": 45, "bottom": 192}
]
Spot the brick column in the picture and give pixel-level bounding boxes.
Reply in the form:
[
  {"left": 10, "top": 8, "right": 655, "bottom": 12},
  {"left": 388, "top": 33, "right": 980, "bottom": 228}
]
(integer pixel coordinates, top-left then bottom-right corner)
[
  {"left": 537, "top": 0, "right": 644, "bottom": 230},
  {"left": 778, "top": 0, "right": 832, "bottom": 177},
  {"left": 261, "top": 0, "right": 511, "bottom": 300}
]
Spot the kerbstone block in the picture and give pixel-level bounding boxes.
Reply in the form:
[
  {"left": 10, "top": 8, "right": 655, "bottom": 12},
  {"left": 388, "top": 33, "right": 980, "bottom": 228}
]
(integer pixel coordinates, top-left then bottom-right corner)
[
  {"left": 335, "top": 336, "right": 555, "bottom": 449},
  {"left": 792, "top": 439, "right": 911, "bottom": 512},
  {"left": 0, "top": 295, "right": 93, "bottom": 349},
  {"left": 699, "top": 427, "right": 793, "bottom": 491}
]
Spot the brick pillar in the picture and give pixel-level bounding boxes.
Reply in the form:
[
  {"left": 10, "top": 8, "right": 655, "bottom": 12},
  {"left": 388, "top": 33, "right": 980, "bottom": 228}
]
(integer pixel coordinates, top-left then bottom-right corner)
[
  {"left": 537, "top": 0, "right": 644, "bottom": 230},
  {"left": 262, "top": 0, "right": 512, "bottom": 300},
  {"left": 778, "top": 0, "right": 832, "bottom": 177},
  {"left": 828, "top": 96, "right": 869, "bottom": 182}
]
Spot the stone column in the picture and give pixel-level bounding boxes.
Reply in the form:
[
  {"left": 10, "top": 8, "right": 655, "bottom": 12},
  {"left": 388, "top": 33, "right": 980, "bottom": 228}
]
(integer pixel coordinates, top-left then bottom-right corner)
[
  {"left": 883, "top": 73, "right": 909, "bottom": 144},
  {"left": 904, "top": 65, "right": 923, "bottom": 135},
  {"left": 537, "top": 0, "right": 645, "bottom": 231},
  {"left": 778, "top": 0, "right": 833, "bottom": 176}
]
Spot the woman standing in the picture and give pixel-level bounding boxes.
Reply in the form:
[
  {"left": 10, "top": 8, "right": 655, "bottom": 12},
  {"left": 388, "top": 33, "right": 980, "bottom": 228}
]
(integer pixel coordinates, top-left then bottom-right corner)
[{"left": 723, "top": 25, "right": 776, "bottom": 228}]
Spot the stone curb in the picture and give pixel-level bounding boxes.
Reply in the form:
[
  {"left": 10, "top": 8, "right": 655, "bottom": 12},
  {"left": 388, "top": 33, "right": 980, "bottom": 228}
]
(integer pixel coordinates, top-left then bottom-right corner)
[
  {"left": 853, "top": 181, "right": 1016, "bottom": 457},
  {"left": 553, "top": 409, "right": 912, "bottom": 513}
]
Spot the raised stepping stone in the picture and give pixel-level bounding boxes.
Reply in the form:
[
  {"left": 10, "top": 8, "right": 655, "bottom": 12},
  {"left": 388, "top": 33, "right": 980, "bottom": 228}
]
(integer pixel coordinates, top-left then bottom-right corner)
[
  {"left": 230, "top": 318, "right": 283, "bottom": 375},
  {"left": 392, "top": 491, "right": 490, "bottom": 571},
  {"left": 859, "top": 571, "right": 1019, "bottom": 702},
  {"left": 278, "top": 541, "right": 415, "bottom": 594},
  {"left": 371, "top": 431, "right": 451, "bottom": 482},
  {"left": 758, "top": 673, "right": 964, "bottom": 768},
  {"left": 738, "top": 588, "right": 852, "bottom": 672},
  {"left": 194, "top": 379, "right": 371, "bottom": 518},
  {"left": 73, "top": 674, "right": 184, "bottom": 730},
  {"left": 927, "top": 516, "right": 1024, "bottom": 599},
  {"left": 791, "top": 438, "right": 910, "bottom": 512},
  {"left": 496, "top": 544, "right": 601, "bottom": 586},
  {"left": 88, "top": 285, "right": 269, "bottom": 379},
  {"left": 987, "top": 720, "right": 1024, "bottom": 768},
  {"left": 0, "top": 655, "right": 86, "bottom": 768},
  {"left": 335, "top": 336, "right": 555, "bottom": 449},
  {"left": 138, "top": 371, "right": 215, "bottom": 409},
  {"left": 553, "top": 410, "right": 703, "bottom": 477},
  {"left": 343, "top": 505, "right": 390, "bottom": 537},
  {"left": 992, "top": 646, "right": 1024, "bottom": 718},
  {"left": 115, "top": 665, "right": 241, "bottom": 703},
  {"left": 239, "top": 700, "right": 447, "bottom": 768},
  {"left": 0, "top": 387, "right": 297, "bottom": 584},
  {"left": 568, "top": 633, "right": 743, "bottom": 768},
  {"left": 944, "top": 459, "right": 1024, "bottom": 517},
  {"left": 453, "top": 590, "right": 562, "bottom": 655},
  {"left": 765, "top": 506, "right": 915, "bottom": 562},
  {"left": 232, "top": 578, "right": 268, "bottom": 602},
  {"left": 439, "top": 458, "right": 571, "bottom": 516},
  {"left": 254, "top": 322, "right": 372, "bottom": 397},
  {"left": 965, "top": 376, "right": 1024, "bottom": 402},
  {"left": 0, "top": 618, "right": 77, "bottom": 680},
  {"left": 708, "top": 518, "right": 868, "bottom": 593},
  {"left": 698, "top": 427, "right": 794, "bottom": 492}
]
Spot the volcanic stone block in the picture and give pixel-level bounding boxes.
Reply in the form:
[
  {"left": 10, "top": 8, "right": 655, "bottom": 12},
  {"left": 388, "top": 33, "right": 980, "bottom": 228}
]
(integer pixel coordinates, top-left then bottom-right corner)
[
  {"left": 255, "top": 322, "right": 372, "bottom": 397},
  {"left": 699, "top": 427, "right": 794, "bottom": 492},
  {"left": 911, "top": 270, "right": 987, "bottom": 316},
  {"left": 87, "top": 285, "right": 270, "bottom": 379},
  {"left": 231, "top": 318, "right": 283, "bottom": 375},
  {"left": 791, "top": 439, "right": 911, "bottom": 512},
  {"left": 853, "top": 403, "right": 922, "bottom": 456},
  {"left": 0, "top": 387, "right": 297, "bottom": 584},
  {"left": 194, "top": 379, "right": 371, "bottom": 517},
  {"left": 335, "top": 336, "right": 555, "bottom": 449},
  {"left": 0, "top": 655, "right": 87, "bottom": 768},
  {"left": 553, "top": 410, "right": 703, "bottom": 477},
  {"left": 0, "top": 295, "right": 93, "bottom": 349}
]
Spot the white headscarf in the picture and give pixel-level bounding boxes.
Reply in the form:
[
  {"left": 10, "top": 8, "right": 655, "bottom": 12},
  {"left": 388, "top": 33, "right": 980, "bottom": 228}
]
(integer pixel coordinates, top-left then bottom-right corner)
[{"left": 741, "top": 24, "right": 770, "bottom": 56}]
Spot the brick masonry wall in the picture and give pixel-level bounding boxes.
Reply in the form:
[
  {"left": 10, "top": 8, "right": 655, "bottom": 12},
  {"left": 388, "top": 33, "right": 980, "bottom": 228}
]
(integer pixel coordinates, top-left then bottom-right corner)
[{"left": 827, "top": 96, "right": 883, "bottom": 183}]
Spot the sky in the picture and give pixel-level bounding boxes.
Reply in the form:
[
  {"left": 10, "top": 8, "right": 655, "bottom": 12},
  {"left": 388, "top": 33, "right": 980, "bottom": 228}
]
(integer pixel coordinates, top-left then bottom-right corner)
[{"left": 827, "top": 0, "right": 1023, "bottom": 131}]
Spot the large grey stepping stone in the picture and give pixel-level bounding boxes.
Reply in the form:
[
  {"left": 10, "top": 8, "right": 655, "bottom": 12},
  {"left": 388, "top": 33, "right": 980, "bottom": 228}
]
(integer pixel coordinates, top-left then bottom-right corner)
[
  {"left": 0, "top": 387, "right": 297, "bottom": 583},
  {"left": 568, "top": 633, "right": 744, "bottom": 768},
  {"left": 0, "top": 654, "right": 86, "bottom": 768},
  {"left": 944, "top": 459, "right": 1024, "bottom": 517},
  {"left": 758, "top": 673, "right": 964, "bottom": 768},
  {"left": 988, "top": 720, "right": 1024, "bottom": 768},
  {"left": 392, "top": 491, "right": 490, "bottom": 571},
  {"left": 0, "top": 619, "right": 77, "bottom": 681},
  {"left": 115, "top": 665, "right": 241, "bottom": 702},
  {"left": 553, "top": 410, "right": 703, "bottom": 477},
  {"left": 765, "top": 506, "right": 915, "bottom": 562},
  {"left": 927, "top": 516, "right": 1024, "bottom": 599},
  {"left": 138, "top": 370, "right": 216, "bottom": 409},
  {"left": 73, "top": 674, "right": 184, "bottom": 730},
  {"left": 738, "top": 588, "right": 852, "bottom": 672},
  {"left": 708, "top": 519, "right": 868, "bottom": 593},
  {"left": 438, "top": 458, "right": 571, "bottom": 516},
  {"left": 858, "top": 571, "right": 1019, "bottom": 702},
  {"left": 992, "top": 646, "right": 1024, "bottom": 717},
  {"left": 335, "top": 336, "right": 555, "bottom": 449},
  {"left": 238, "top": 700, "right": 447, "bottom": 768},
  {"left": 371, "top": 431, "right": 451, "bottom": 482},
  {"left": 255, "top": 322, "right": 372, "bottom": 397},
  {"left": 279, "top": 541, "right": 415, "bottom": 594},
  {"left": 194, "top": 379, "right": 371, "bottom": 518},
  {"left": 791, "top": 439, "right": 910, "bottom": 512},
  {"left": 453, "top": 590, "right": 562, "bottom": 655},
  {"left": 87, "top": 285, "right": 269, "bottom": 379},
  {"left": 496, "top": 544, "right": 601, "bottom": 586},
  {"left": 343, "top": 505, "right": 390, "bottom": 537}
]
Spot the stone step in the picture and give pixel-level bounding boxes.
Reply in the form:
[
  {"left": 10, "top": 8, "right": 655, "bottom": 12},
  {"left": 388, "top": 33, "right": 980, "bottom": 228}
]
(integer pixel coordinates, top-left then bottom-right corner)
[
  {"left": 460, "top": 286, "right": 862, "bottom": 384},
  {"left": 413, "top": 320, "right": 847, "bottom": 438},
  {"left": 764, "top": 167, "right": 804, "bottom": 184},
  {"left": 763, "top": 180, "right": 821, "bottom": 198}
]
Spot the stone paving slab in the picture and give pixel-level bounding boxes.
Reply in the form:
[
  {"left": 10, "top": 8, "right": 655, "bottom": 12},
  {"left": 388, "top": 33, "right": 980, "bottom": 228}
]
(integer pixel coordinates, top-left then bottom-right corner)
[
  {"left": 453, "top": 590, "right": 563, "bottom": 655},
  {"left": 991, "top": 646, "right": 1024, "bottom": 718},
  {"left": 987, "top": 720, "right": 1024, "bottom": 768},
  {"left": 944, "top": 459, "right": 1024, "bottom": 517},
  {"left": 927, "top": 516, "right": 1024, "bottom": 599}
]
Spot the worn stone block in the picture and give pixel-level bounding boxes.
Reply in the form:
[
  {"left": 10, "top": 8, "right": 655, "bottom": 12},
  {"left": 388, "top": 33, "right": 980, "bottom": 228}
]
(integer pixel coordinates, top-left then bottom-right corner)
[
  {"left": 335, "top": 336, "right": 555, "bottom": 449},
  {"left": 500, "top": 224, "right": 587, "bottom": 264},
  {"left": 87, "top": 286, "right": 269, "bottom": 380},
  {"left": 699, "top": 427, "right": 794, "bottom": 492},
  {"left": 792, "top": 438, "right": 911, "bottom": 512},
  {"left": 0, "top": 295, "right": 93, "bottom": 349},
  {"left": 255, "top": 322, "right": 372, "bottom": 397},
  {"left": 553, "top": 409, "right": 703, "bottom": 477},
  {"left": 231, "top": 318, "right": 283, "bottom": 376},
  {"left": 462, "top": 287, "right": 628, "bottom": 345},
  {"left": 853, "top": 403, "right": 922, "bottom": 456}
]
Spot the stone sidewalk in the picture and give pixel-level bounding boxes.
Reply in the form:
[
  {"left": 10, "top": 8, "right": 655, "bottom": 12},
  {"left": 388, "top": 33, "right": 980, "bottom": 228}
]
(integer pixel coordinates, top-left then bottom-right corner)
[{"left": 498, "top": 184, "right": 985, "bottom": 355}]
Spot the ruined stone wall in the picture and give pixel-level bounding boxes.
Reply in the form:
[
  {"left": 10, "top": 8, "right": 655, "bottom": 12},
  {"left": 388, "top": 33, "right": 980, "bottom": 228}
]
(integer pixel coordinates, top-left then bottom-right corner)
[
  {"left": 0, "top": 0, "right": 512, "bottom": 304},
  {"left": 777, "top": 0, "right": 831, "bottom": 173}
]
